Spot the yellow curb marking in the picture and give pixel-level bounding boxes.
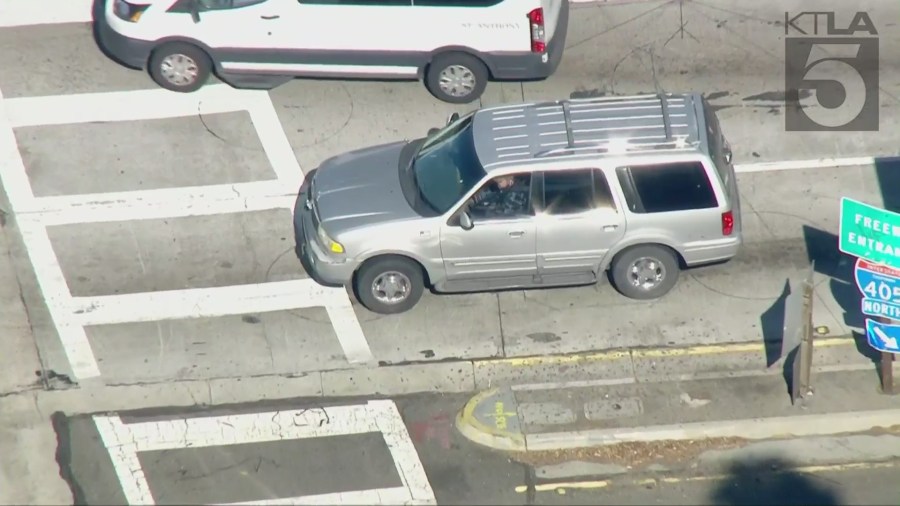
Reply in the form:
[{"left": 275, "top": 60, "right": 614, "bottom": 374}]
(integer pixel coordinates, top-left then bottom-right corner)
[
  {"left": 514, "top": 459, "right": 900, "bottom": 494},
  {"left": 455, "top": 388, "right": 525, "bottom": 448},
  {"left": 476, "top": 336, "right": 854, "bottom": 368}
]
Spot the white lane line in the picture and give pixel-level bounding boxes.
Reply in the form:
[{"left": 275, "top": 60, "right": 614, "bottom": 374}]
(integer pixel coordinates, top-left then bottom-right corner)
[
  {"left": 0, "top": 0, "right": 92, "bottom": 27},
  {"left": 25, "top": 181, "right": 295, "bottom": 226},
  {"left": 3, "top": 85, "right": 261, "bottom": 128},
  {"left": 2, "top": 82, "right": 101, "bottom": 379},
  {"left": 247, "top": 93, "right": 304, "bottom": 191},
  {"left": 126, "top": 404, "right": 376, "bottom": 450},
  {"left": 93, "top": 401, "right": 437, "bottom": 505},
  {"left": 93, "top": 416, "right": 155, "bottom": 505},
  {"left": 370, "top": 399, "right": 438, "bottom": 505},
  {"left": 0, "top": 86, "right": 36, "bottom": 212},
  {"left": 735, "top": 156, "right": 878, "bottom": 173},
  {"left": 326, "top": 297, "right": 375, "bottom": 364},
  {"left": 217, "top": 488, "right": 415, "bottom": 505},
  {"left": 70, "top": 279, "right": 342, "bottom": 326}
]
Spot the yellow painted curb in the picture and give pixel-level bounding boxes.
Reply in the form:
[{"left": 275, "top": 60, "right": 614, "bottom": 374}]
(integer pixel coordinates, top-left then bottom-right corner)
[{"left": 455, "top": 388, "right": 526, "bottom": 452}]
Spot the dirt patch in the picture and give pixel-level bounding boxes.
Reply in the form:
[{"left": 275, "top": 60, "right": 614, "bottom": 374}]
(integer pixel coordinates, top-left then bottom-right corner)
[{"left": 510, "top": 437, "right": 749, "bottom": 470}]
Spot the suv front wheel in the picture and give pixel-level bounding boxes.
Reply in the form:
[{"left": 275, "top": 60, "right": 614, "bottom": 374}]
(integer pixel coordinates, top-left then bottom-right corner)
[
  {"left": 610, "top": 245, "right": 680, "bottom": 300},
  {"left": 354, "top": 256, "right": 425, "bottom": 314}
]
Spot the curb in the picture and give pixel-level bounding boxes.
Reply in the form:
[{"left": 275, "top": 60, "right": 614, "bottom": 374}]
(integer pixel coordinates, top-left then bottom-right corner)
[
  {"left": 455, "top": 386, "right": 900, "bottom": 453},
  {"left": 455, "top": 388, "right": 526, "bottom": 452}
]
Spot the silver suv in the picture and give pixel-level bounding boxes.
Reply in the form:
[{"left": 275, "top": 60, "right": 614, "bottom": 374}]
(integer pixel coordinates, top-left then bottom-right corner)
[{"left": 293, "top": 93, "right": 742, "bottom": 314}]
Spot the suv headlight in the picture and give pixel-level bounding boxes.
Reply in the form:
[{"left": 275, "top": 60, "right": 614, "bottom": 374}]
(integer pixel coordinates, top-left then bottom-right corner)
[{"left": 317, "top": 225, "right": 344, "bottom": 254}]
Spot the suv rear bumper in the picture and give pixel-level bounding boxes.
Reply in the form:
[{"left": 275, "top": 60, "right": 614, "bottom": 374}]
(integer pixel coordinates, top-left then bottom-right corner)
[
  {"left": 95, "top": 16, "right": 154, "bottom": 70},
  {"left": 683, "top": 236, "right": 743, "bottom": 266},
  {"left": 485, "top": 0, "right": 569, "bottom": 80}
]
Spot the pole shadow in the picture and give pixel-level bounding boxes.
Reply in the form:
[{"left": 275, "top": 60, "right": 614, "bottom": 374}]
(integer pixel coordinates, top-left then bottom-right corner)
[
  {"left": 709, "top": 457, "right": 842, "bottom": 505},
  {"left": 760, "top": 279, "right": 791, "bottom": 368}
]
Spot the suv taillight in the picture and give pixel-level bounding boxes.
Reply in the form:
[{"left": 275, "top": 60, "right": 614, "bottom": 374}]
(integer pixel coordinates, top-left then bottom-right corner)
[
  {"left": 528, "top": 8, "right": 546, "bottom": 53},
  {"left": 721, "top": 211, "right": 734, "bottom": 236}
]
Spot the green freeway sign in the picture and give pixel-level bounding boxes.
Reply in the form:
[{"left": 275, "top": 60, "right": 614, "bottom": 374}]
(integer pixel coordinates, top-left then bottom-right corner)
[{"left": 839, "top": 197, "right": 900, "bottom": 268}]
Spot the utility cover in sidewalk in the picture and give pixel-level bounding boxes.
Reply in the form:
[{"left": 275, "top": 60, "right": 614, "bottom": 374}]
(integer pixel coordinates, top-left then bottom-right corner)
[
  {"left": 518, "top": 402, "right": 577, "bottom": 428},
  {"left": 584, "top": 396, "right": 643, "bottom": 421}
]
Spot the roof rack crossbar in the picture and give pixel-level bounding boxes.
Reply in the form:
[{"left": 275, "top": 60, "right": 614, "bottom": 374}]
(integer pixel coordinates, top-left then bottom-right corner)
[
  {"left": 659, "top": 93, "right": 672, "bottom": 140},
  {"left": 562, "top": 101, "right": 575, "bottom": 148}
]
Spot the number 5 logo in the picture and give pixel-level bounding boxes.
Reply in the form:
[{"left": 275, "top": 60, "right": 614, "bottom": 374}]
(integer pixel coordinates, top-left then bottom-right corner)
[{"left": 784, "top": 37, "right": 879, "bottom": 131}]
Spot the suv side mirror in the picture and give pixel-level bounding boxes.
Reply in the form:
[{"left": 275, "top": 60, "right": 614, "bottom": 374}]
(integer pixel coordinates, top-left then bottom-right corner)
[
  {"left": 427, "top": 127, "right": 440, "bottom": 136},
  {"left": 458, "top": 211, "right": 474, "bottom": 230},
  {"left": 446, "top": 112, "right": 459, "bottom": 125}
]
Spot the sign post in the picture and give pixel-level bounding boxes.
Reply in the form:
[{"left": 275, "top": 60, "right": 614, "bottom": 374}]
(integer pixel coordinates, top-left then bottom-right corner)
[{"left": 840, "top": 197, "right": 900, "bottom": 394}]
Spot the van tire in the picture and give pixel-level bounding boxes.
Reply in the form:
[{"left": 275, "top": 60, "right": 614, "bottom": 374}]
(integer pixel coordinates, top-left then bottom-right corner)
[
  {"left": 148, "top": 42, "right": 212, "bottom": 93},
  {"left": 610, "top": 245, "right": 680, "bottom": 300},
  {"left": 354, "top": 256, "right": 425, "bottom": 314},
  {"left": 425, "top": 53, "right": 488, "bottom": 104}
]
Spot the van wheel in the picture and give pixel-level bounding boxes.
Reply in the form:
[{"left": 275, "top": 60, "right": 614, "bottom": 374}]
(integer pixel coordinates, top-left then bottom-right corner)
[
  {"left": 610, "top": 245, "right": 680, "bottom": 300},
  {"left": 148, "top": 42, "right": 212, "bottom": 93},
  {"left": 425, "top": 53, "right": 488, "bottom": 104},
  {"left": 354, "top": 256, "right": 425, "bottom": 314}
]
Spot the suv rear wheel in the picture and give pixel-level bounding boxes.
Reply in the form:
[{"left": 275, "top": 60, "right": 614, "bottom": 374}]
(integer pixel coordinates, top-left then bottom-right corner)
[
  {"left": 424, "top": 52, "right": 488, "bottom": 104},
  {"left": 610, "top": 245, "right": 680, "bottom": 300},
  {"left": 355, "top": 256, "right": 425, "bottom": 314},
  {"left": 149, "top": 42, "right": 212, "bottom": 93}
]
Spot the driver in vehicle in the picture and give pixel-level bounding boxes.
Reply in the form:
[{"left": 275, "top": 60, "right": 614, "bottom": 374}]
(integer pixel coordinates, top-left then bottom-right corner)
[{"left": 470, "top": 174, "right": 530, "bottom": 218}]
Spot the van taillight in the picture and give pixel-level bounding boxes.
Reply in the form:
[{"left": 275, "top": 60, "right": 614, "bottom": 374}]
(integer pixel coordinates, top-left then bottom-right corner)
[
  {"left": 528, "top": 8, "right": 546, "bottom": 53},
  {"left": 721, "top": 211, "right": 734, "bottom": 236}
]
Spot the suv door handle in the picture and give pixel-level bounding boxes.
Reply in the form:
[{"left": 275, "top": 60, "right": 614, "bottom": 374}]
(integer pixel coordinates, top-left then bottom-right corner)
[
  {"left": 261, "top": 14, "right": 280, "bottom": 19},
  {"left": 508, "top": 230, "right": 525, "bottom": 238}
]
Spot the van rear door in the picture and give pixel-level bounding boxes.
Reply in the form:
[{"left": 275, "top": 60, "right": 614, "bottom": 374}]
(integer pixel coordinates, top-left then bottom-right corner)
[{"left": 539, "top": 0, "right": 563, "bottom": 43}]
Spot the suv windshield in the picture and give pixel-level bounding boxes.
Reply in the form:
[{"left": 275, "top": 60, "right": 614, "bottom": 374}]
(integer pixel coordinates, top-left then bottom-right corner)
[{"left": 411, "top": 113, "right": 486, "bottom": 214}]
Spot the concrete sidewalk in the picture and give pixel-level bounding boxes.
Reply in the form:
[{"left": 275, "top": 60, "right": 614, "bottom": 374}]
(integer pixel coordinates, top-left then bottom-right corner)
[{"left": 456, "top": 369, "right": 900, "bottom": 457}]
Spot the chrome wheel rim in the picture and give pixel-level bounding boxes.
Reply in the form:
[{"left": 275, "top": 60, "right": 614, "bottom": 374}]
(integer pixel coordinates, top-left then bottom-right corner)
[
  {"left": 438, "top": 64, "right": 476, "bottom": 98},
  {"left": 629, "top": 257, "right": 666, "bottom": 291},
  {"left": 372, "top": 271, "right": 412, "bottom": 305},
  {"left": 160, "top": 53, "right": 199, "bottom": 86}
]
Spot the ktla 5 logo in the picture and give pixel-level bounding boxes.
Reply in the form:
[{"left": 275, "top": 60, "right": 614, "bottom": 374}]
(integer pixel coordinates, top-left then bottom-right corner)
[{"left": 784, "top": 11, "right": 879, "bottom": 131}]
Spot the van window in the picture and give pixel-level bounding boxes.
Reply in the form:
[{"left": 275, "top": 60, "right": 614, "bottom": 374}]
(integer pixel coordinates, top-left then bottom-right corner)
[
  {"left": 620, "top": 162, "right": 718, "bottom": 213},
  {"left": 702, "top": 98, "right": 730, "bottom": 188}
]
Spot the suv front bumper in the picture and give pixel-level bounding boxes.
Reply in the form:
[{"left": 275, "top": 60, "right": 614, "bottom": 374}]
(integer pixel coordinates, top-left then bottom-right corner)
[{"left": 293, "top": 184, "right": 356, "bottom": 287}]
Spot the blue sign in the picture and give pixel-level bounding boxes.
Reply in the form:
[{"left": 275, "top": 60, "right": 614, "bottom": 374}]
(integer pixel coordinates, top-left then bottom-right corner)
[
  {"left": 854, "top": 258, "right": 900, "bottom": 304},
  {"left": 865, "top": 319, "right": 900, "bottom": 354}
]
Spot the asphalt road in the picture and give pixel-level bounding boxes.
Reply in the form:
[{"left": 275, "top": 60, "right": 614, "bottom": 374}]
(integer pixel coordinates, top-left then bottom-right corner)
[
  {"left": 55, "top": 392, "right": 900, "bottom": 505},
  {"left": 2, "top": 0, "right": 899, "bottom": 389}
]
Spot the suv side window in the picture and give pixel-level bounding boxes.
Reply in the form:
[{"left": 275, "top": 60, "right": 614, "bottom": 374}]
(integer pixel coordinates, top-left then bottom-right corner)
[
  {"left": 468, "top": 173, "right": 533, "bottom": 221},
  {"left": 702, "top": 97, "right": 731, "bottom": 188},
  {"left": 412, "top": 0, "right": 503, "bottom": 6},
  {"left": 194, "top": 0, "right": 268, "bottom": 9},
  {"left": 298, "top": 0, "right": 412, "bottom": 5},
  {"left": 617, "top": 162, "right": 718, "bottom": 213},
  {"left": 541, "top": 169, "right": 617, "bottom": 215}
]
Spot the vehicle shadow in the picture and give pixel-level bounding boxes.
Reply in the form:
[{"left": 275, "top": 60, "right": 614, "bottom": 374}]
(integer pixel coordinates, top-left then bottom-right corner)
[{"left": 708, "top": 457, "right": 842, "bottom": 505}]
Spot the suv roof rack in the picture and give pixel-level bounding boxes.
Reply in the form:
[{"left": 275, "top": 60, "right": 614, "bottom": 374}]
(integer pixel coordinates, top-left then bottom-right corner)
[{"left": 480, "top": 93, "right": 701, "bottom": 167}]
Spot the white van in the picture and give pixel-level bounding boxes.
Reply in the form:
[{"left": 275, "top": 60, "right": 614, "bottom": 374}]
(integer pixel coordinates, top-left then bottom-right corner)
[{"left": 98, "top": 0, "right": 570, "bottom": 103}]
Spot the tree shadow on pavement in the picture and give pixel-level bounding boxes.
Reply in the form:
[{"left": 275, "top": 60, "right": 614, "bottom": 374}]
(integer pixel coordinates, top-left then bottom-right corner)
[{"left": 709, "top": 458, "right": 843, "bottom": 506}]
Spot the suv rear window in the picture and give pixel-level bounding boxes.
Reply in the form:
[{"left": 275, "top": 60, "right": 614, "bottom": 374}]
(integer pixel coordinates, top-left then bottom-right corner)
[
  {"left": 702, "top": 97, "right": 730, "bottom": 188},
  {"left": 617, "top": 162, "right": 718, "bottom": 213}
]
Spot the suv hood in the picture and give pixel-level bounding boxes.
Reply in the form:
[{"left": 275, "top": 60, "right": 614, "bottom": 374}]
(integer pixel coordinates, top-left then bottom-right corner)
[{"left": 311, "top": 141, "right": 418, "bottom": 233}]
